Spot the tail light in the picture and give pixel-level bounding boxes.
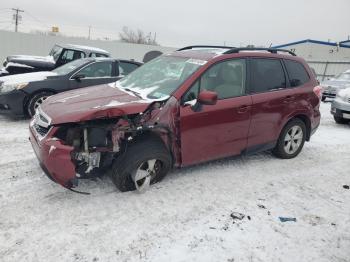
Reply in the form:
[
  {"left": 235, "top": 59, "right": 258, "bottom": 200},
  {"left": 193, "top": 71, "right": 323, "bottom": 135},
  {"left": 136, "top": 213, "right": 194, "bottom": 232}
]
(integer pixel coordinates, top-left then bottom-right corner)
[{"left": 313, "top": 85, "right": 322, "bottom": 99}]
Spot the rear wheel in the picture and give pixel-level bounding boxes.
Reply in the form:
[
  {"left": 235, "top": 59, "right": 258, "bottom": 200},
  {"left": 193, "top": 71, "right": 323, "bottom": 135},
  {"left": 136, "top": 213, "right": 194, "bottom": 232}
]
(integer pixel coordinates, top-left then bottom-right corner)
[
  {"left": 27, "top": 91, "right": 54, "bottom": 117},
  {"left": 111, "top": 137, "right": 172, "bottom": 192},
  {"left": 334, "top": 116, "right": 349, "bottom": 124},
  {"left": 273, "top": 118, "right": 306, "bottom": 159}
]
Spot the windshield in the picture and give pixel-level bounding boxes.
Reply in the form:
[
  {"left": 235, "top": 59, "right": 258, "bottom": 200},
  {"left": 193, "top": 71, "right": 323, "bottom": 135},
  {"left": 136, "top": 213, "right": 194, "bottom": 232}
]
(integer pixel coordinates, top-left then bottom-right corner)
[
  {"left": 335, "top": 72, "right": 350, "bottom": 81},
  {"left": 49, "top": 45, "right": 63, "bottom": 62},
  {"left": 116, "top": 55, "right": 206, "bottom": 100},
  {"left": 53, "top": 59, "right": 89, "bottom": 75}
]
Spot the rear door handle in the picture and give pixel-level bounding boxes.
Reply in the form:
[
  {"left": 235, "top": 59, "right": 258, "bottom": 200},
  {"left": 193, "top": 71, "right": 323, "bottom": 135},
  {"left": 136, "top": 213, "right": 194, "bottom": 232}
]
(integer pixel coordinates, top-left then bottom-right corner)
[{"left": 237, "top": 105, "right": 251, "bottom": 113}]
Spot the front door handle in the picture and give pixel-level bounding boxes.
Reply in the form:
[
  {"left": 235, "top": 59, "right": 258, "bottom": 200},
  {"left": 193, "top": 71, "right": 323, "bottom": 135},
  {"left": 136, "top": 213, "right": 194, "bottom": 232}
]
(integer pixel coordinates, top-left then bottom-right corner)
[
  {"left": 237, "top": 105, "right": 251, "bottom": 114},
  {"left": 283, "top": 95, "right": 295, "bottom": 103}
]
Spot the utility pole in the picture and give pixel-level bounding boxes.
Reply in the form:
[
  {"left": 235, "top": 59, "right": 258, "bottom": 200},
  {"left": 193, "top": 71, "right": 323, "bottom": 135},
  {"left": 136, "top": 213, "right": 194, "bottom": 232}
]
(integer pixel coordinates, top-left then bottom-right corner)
[
  {"left": 12, "top": 8, "right": 24, "bottom": 32},
  {"left": 88, "top": 26, "right": 91, "bottom": 40}
]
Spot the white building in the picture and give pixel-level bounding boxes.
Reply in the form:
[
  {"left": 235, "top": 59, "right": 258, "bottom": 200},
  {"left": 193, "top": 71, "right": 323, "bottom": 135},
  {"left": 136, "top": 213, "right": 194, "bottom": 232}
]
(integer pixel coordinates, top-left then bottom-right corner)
[{"left": 273, "top": 39, "right": 350, "bottom": 80}]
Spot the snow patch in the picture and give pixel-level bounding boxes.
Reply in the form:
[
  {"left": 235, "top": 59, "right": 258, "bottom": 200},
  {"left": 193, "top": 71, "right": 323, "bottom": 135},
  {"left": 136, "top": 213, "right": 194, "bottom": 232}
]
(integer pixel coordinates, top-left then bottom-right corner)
[
  {"left": 9, "top": 55, "right": 55, "bottom": 63},
  {"left": 49, "top": 145, "right": 56, "bottom": 155},
  {"left": 54, "top": 93, "right": 89, "bottom": 103},
  {"left": 92, "top": 99, "right": 150, "bottom": 109},
  {"left": 67, "top": 44, "right": 109, "bottom": 54},
  {"left": 337, "top": 87, "right": 350, "bottom": 97},
  {"left": 5, "top": 62, "right": 34, "bottom": 69}
]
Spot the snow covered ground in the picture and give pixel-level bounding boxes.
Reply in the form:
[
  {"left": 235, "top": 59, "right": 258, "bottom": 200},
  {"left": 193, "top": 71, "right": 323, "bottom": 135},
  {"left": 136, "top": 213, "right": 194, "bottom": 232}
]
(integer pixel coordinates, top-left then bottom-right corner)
[{"left": 0, "top": 102, "right": 349, "bottom": 262}]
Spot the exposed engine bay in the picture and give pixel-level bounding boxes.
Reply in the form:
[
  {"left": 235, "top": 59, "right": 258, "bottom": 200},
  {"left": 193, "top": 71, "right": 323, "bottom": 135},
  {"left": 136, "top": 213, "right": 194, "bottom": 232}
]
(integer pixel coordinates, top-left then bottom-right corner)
[{"left": 42, "top": 97, "right": 180, "bottom": 184}]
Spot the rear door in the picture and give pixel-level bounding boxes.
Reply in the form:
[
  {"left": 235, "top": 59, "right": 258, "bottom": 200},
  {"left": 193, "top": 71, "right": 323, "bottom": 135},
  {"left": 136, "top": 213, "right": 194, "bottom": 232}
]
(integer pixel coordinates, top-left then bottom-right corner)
[
  {"left": 247, "top": 58, "right": 294, "bottom": 149},
  {"left": 69, "top": 61, "right": 118, "bottom": 89},
  {"left": 180, "top": 59, "right": 252, "bottom": 166}
]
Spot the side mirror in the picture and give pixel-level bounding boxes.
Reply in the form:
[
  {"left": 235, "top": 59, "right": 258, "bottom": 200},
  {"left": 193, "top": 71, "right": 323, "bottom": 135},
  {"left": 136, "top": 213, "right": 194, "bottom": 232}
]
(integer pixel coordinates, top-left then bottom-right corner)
[
  {"left": 72, "top": 74, "right": 85, "bottom": 81},
  {"left": 198, "top": 90, "right": 218, "bottom": 105}
]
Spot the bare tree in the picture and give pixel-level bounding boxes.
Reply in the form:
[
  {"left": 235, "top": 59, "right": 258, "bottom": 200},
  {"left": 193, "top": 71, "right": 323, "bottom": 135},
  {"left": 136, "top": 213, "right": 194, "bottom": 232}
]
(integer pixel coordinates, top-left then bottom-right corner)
[{"left": 119, "top": 26, "right": 158, "bottom": 45}]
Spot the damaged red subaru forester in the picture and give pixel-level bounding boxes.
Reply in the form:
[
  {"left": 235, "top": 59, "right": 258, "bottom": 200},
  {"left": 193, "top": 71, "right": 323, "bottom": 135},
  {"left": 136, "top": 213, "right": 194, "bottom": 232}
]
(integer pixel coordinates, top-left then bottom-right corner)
[{"left": 29, "top": 46, "right": 321, "bottom": 193}]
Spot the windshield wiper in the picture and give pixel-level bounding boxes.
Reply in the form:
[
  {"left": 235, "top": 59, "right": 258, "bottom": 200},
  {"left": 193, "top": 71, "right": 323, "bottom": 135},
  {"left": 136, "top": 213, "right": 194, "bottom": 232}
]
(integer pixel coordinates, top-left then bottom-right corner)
[{"left": 125, "top": 88, "right": 142, "bottom": 99}]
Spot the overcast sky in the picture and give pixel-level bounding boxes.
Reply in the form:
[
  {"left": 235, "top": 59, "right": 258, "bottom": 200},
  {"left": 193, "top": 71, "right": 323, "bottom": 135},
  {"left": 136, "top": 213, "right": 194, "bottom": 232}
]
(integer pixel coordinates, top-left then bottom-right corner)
[{"left": 0, "top": 0, "right": 349, "bottom": 47}]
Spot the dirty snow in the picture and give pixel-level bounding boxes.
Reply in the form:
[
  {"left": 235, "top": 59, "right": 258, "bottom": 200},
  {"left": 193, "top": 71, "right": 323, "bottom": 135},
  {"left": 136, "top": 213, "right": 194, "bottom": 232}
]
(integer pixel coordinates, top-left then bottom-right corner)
[
  {"left": 10, "top": 55, "right": 55, "bottom": 63},
  {"left": 5, "top": 62, "right": 34, "bottom": 69},
  {"left": 0, "top": 103, "right": 349, "bottom": 262},
  {"left": 66, "top": 44, "right": 109, "bottom": 54}
]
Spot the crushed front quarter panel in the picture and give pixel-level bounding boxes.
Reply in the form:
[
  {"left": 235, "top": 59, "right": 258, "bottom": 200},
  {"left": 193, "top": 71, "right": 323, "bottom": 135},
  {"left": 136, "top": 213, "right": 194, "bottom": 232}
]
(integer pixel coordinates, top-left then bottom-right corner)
[{"left": 29, "top": 126, "right": 76, "bottom": 188}]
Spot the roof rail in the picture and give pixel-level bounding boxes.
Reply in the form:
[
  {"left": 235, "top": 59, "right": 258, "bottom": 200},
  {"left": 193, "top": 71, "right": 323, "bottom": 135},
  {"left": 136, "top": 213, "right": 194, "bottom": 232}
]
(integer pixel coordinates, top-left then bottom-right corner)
[
  {"left": 177, "top": 45, "right": 235, "bottom": 51},
  {"left": 223, "top": 47, "right": 296, "bottom": 56}
]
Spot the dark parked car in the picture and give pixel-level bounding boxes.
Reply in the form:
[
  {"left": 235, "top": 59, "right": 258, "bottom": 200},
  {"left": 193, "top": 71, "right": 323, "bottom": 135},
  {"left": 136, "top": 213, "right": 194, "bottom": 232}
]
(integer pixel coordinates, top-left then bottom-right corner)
[
  {"left": 29, "top": 46, "right": 321, "bottom": 193},
  {"left": 0, "top": 44, "right": 110, "bottom": 77},
  {"left": 0, "top": 58, "right": 141, "bottom": 117}
]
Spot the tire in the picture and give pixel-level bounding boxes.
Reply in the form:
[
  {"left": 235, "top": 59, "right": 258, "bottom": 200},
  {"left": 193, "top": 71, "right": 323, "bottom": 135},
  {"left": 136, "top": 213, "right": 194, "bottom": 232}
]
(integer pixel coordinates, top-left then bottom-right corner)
[
  {"left": 111, "top": 137, "right": 172, "bottom": 192},
  {"left": 27, "top": 91, "right": 54, "bottom": 117},
  {"left": 334, "top": 116, "right": 349, "bottom": 124},
  {"left": 272, "top": 118, "right": 306, "bottom": 159},
  {"left": 321, "top": 96, "right": 326, "bottom": 102}
]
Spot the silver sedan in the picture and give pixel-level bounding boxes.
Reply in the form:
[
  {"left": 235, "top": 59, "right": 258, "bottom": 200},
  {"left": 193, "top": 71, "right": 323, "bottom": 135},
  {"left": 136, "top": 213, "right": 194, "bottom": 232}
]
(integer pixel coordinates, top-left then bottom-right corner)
[
  {"left": 331, "top": 87, "right": 350, "bottom": 124},
  {"left": 321, "top": 70, "right": 350, "bottom": 101}
]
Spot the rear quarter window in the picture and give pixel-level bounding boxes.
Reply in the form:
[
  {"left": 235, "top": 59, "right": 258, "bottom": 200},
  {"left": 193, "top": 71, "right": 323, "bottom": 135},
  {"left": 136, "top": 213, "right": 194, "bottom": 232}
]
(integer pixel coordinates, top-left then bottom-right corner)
[
  {"left": 284, "top": 59, "right": 310, "bottom": 87},
  {"left": 90, "top": 53, "right": 109, "bottom": 58},
  {"left": 119, "top": 62, "right": 139, "bottom": 75}
]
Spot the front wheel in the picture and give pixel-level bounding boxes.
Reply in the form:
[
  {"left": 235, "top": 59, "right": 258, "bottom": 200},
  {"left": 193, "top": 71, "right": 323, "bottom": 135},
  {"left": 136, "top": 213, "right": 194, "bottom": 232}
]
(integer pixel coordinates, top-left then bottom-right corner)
[
  {"left": 111, "top": 137, "right": 172, "bottom": 192},
  {"left": 27, "top": 91, "right": 54, "bottom": 117},
  {"left": 334, "top": 116, "right": 349, "bottom": 124},
  {"left": 273, "top": 118, "right": 306, "bottom": 159}
]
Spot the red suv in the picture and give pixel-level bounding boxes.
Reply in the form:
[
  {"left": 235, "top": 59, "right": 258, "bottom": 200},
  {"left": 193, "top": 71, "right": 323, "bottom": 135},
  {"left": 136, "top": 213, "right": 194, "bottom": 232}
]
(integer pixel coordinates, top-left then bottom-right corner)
[{"left": 29, "top": 46, "right": 321, "bottom": 193}]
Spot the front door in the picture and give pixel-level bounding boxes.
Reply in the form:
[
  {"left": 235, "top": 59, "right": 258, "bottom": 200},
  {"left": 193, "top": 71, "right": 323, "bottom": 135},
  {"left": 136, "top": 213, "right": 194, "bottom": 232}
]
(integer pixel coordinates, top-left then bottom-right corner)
[{"left": 180, "top": 59, "right": 252, "bottom": 166}]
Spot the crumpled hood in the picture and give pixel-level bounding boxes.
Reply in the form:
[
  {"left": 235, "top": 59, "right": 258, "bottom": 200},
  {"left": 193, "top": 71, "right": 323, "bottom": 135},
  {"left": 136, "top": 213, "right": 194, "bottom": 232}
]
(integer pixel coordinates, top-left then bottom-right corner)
[
  {"left": 41, "top": 83, "right": 153, "bottom": 125},
  {"left": 5, "top": 55, "right": 55, "bottom": 69},
  {"left": 321, "top": 79, "right": 350, "bottom": 89},
  {"left": 0, "top": 71, "right": 57, "bottom": 85}
]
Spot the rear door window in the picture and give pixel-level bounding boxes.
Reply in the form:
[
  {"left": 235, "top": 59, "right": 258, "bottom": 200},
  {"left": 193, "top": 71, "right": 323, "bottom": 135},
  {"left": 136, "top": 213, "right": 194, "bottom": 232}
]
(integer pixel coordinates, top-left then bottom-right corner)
[
  {"left": 119, "top": 62, "right": 139, "bottom": 75},
  {"left": 75, "top": 62, "right": 113, "bottom": 78},
  {"left": 89, "top": 53, "right": 109, "bottom": 58},
  {"left": 284, "top": 59, "right": 310, "bottom": 87},
  {"left": 61, "top": 49, "right": 85, "bottom": 63},
  {"left": 250, "top": 59, "right": 286, "bottom": 93}
]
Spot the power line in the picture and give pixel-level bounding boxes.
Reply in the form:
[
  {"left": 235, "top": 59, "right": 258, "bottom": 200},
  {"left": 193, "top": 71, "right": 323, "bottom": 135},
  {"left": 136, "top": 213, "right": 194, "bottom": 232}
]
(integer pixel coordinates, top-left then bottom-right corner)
[
  {"left": 24, "top": 10, "right": 50, "bottom": 28},
  {"left": 12, "top": 8, "right": 24, "bottom": 32}
]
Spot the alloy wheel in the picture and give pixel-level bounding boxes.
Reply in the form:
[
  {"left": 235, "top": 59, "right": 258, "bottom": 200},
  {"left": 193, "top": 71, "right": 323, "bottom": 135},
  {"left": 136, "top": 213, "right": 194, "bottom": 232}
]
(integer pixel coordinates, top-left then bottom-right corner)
[
  {"left": 34, "top": 96, "right": 48, "bottom": 110},
  {"left": 284, "top": 125, "right": 303, "bottom": 155},
  {"left": 131, "top": 159, "right": 161, "bottom": 192}
]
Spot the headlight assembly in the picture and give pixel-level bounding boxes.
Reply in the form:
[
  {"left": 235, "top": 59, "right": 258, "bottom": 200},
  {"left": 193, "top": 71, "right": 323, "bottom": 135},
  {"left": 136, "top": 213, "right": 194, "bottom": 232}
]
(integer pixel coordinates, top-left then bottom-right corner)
[
  {"left": 0, "top": 82, "right": 28, "bottom": 93},
  {"left": 336, "top": 90, "right": 349, "bottom": 102}
]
